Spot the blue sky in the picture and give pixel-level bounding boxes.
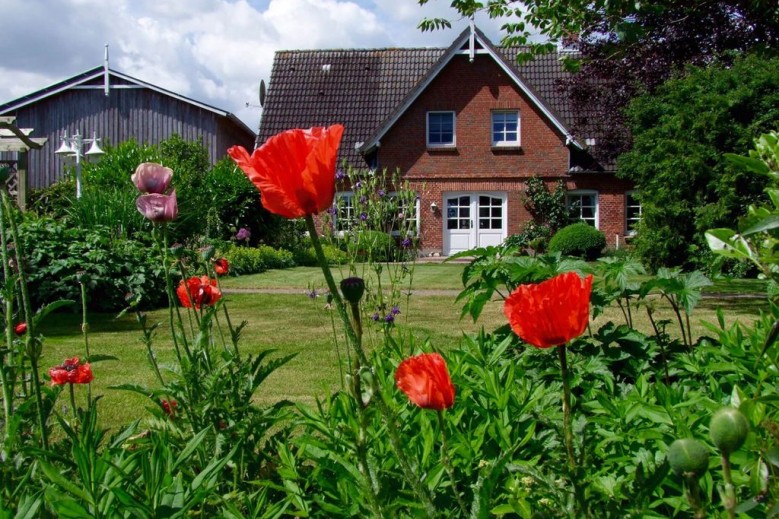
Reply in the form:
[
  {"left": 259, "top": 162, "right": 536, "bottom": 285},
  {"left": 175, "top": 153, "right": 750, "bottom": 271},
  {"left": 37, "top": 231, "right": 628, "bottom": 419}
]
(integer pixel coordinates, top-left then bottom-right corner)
[{"left": 0, "top": 0, "right": 514, "bottom": 129}]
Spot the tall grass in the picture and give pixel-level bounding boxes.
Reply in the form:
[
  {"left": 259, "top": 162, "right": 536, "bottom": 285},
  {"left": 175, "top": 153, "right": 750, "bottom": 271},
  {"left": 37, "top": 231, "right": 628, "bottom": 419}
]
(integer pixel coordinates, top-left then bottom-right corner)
[{"left": 65, "top": 186, "right": 147, "bottom": 238}]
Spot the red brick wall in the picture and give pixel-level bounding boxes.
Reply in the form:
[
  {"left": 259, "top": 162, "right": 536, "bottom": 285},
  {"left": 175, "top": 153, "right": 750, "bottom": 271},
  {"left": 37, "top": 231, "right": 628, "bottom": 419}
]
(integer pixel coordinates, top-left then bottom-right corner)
[{"left": 369, "top": 53, "right": 635, "bottom": 254}]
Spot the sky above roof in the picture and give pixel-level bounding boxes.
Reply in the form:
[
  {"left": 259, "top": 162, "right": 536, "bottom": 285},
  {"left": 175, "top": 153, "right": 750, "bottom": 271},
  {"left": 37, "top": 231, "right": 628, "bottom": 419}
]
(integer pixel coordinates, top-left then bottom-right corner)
[{"left": 1, "top": 0, "right": 517, "bottom": 131}]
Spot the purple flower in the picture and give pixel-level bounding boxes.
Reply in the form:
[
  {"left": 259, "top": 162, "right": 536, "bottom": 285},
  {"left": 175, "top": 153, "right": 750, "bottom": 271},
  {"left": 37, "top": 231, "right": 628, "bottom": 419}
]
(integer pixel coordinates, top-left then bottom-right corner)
[
  {"left": 372, "top": 313, "right": 380, "bottom": 322},
  {"left": 132, "top": 163, "right": 173, "bottom": 194},
  {"left": 384, "top": 314, "right": 395, "bottom": 323},
  {"left": 360, "top": 213, "right": 368, "bottom": 221},
  {"left": 335, "top": 169, "right": 346, "bottom": 181},
  {"left": 401, "top": 237, "right": 412, "bottom": 249},
  {"left": 354, "top": 181, "right": 362, "bottom": 189},
  {"left": 391, "top": 305, "right": 401, "bottom": 316},
  {"left": 377, "top": 189, "right": 385, "bottom": 197},
  {"left": 136, "top": 191, "right": 178, "bottom": 223},
  {"left": 359, "top": 196, "right": 367, "bottom": 204},
  {"left": 236, "top": 227, "right": 251, "bottom": 241},
  {"left": 305, "top": 289, "right": 318, "bottom": 299}
]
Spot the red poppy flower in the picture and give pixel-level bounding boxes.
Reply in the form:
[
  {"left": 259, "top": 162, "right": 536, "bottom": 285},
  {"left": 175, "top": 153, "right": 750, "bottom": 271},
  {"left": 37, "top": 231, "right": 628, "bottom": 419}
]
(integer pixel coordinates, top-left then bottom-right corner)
[
  {"left": 176, "top": 276, "right": 222, "bottom": 309},
  {"left": 503, "top": 271, "right": 593, "bottom": 349},
  {"left": 395, "top": 352, "right": 455, "bottom": 411},
  {"left": 14, "top": 322, "right": 27, "bottom": 335},
  {"left": 161, "top": 399, "right": 178, "bottom": 417},
  {"left": 214, "top": 258, "right": 229, "bottom": 276},
  {"left": 49, "top": 357, "right": 94, "bottom": 386},
  {"left": 228, "top": 125, "right": 345, "bottom": 218}
]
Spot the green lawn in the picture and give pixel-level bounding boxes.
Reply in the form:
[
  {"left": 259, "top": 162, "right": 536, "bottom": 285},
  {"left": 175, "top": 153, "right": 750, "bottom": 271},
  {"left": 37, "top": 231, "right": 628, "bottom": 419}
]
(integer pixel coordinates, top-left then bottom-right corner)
[{"left": 36, "top": 263, "right": 767, "bottom": 428}]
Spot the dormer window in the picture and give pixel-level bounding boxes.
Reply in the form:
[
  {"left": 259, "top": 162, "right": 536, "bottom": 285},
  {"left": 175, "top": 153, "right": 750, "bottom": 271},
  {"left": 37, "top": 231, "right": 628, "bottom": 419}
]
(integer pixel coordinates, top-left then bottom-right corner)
[
  {"left": 492, "top": 110, "right": 520, "bottom": 146},
  {"left": 427, "top": 111, "right": 455, "bottom": 147}
]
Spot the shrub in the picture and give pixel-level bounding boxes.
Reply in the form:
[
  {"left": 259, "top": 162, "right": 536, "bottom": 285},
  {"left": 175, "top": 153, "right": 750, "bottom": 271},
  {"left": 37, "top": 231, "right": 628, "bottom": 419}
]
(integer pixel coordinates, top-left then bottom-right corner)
[
  {"left": 548, "top": 222, "right": 606, "bottom": 260},
  {"left": 344, "top": 230, "right": 395, "bottom": 261},
  {"left": 18, "top": 217, "right": 165, "bottom": 311},
  {"left": 223, "top": 245, "right": 295, "bottom": 275},
  {"left": 293, "top": 244, "right": 348, "bottom": 266}
]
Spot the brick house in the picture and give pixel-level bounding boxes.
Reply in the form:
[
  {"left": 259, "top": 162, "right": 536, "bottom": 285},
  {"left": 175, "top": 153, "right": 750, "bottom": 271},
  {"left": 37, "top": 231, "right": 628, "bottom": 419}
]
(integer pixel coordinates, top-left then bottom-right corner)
[{"left": 258, "top": 25, "right": 637, "bottom": 256}]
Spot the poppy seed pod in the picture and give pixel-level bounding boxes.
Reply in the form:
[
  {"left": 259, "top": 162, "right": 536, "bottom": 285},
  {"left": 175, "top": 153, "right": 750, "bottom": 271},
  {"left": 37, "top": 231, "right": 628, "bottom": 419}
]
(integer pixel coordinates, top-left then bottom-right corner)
[
  {"left": 667, "top": 438, "right": 709, "bottom": 479},
  {"left": 340, "top": 277, "right": 365, "bottom": 304},
  {"left": 709, "top": 407, "right": 749, "bottom": 454}
]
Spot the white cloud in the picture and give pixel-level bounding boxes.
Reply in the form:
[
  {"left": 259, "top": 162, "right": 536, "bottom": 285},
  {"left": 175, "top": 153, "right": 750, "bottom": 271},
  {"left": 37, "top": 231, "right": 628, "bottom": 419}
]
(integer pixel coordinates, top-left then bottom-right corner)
[{"left": 0, "top": 0, "right": 518, "bottom": 129}]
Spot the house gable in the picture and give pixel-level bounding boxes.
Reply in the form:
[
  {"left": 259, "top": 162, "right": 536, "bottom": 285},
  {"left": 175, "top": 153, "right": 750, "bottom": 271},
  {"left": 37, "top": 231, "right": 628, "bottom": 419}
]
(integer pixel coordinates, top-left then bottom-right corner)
[
  {"left": 377, "top": 51, "right": 570, "bottom": 179},
  {"left": 361, "top": 26, "right": 579, "bottom": 156}
]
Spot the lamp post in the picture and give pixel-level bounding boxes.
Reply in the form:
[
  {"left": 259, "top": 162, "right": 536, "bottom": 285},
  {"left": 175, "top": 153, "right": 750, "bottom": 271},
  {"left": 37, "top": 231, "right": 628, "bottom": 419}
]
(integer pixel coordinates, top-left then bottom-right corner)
[{"left": 54, "top": 131, "right": 105, "bottom": 198}]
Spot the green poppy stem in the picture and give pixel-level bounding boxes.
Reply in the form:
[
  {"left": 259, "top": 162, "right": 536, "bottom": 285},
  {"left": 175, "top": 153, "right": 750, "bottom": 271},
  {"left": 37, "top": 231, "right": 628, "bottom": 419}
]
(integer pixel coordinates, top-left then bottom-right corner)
[
  {"left": 79, "top": 280, "right": 92, "bottom": 405},
  {"left": 69, "top": 383, "right": 77, "bottom": 421},
  {"left": 720, "top": 453, "right": 737, "bottom": 519},
  {"left": 557, "top": 343, "right": 575, "bottom": 471},
  {"left": 438, "top": 410, "right": 467, "bottom": 516}
]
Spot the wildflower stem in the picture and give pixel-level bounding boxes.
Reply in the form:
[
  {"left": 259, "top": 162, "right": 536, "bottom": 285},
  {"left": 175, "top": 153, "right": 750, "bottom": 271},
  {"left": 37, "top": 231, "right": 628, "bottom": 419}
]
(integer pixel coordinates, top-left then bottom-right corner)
[
  {"left": 1, "top": 192, "right": 48, "bottom": 449},
  {"left": 557, "top": 344, "right": 575, "bottom": 471},
  {"left": 438, "top": 410, "right": 467, "bottom": 516},
  {"left": 306, "top": 215, "right": 437, "bottom": 516},
  {"left": 0, "top": 199, "right": 15, "bottom": 434},
  {"left": 155, "top": 227, "right": 184, "bottom": 365}
]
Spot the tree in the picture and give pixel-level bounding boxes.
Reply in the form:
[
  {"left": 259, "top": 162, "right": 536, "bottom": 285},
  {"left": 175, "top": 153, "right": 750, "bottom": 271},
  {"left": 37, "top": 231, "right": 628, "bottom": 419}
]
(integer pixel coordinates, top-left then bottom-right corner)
[{"left": 617, "top": 53, "right": 779, "bottom": 271}]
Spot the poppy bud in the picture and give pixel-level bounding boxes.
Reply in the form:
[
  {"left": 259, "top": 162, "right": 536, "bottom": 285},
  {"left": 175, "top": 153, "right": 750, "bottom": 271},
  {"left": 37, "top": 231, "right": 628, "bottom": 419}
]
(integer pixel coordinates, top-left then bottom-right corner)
[
  {"left": 14, "top": 322, "right": 27, "bottom": 335},
  {"left": 667, "top": 438, "right": 709, "bottom": 479},
  {"left": 709, "top": 407, "right": 749, "bottom": 454},
  {"left": 340, "top": 277, "right": 365, "bottom": 304}
]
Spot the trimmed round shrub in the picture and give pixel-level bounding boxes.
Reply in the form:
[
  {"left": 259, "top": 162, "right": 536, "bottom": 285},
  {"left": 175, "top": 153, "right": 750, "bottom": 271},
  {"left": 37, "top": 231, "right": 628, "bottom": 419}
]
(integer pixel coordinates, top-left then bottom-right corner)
[{"left": 548, "top": 222, "right": 606, "bottom": 260}]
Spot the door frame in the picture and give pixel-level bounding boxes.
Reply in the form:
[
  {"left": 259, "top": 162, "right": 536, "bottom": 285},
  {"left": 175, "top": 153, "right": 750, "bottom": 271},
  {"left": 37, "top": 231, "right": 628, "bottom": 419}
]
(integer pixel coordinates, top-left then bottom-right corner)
[{"left": 442, "top": 191, "right": 507, "bottom": 255}]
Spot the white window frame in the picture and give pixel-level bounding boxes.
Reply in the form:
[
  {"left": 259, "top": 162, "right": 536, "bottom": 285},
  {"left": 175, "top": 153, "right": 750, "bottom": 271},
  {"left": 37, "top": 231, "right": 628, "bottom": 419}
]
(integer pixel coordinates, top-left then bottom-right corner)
[
  {"left": 625, "top": 190, "right": 641, "bottom": 235},
  {"left": 427, "top": 111, "right": 456, "bottom": 147},
  {"left": 334, "top": 191, "right": 355, "bottom": 233},
  {"left": 566, "top": 190, "right": 599, "bottom": 228},
  {"left": 491, "top": 110, "right": 520, "bottom": 147},
  {"left": 388, "top": 191, "right": 420, "bottom": 237}
]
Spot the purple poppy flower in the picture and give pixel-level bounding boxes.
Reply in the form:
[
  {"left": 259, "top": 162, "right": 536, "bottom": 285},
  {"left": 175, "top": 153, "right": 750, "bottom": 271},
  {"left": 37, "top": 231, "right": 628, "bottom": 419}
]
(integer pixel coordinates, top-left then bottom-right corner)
[
  {"left": 136, "top": 191, "right": 178, "bottom": 223},
  {"left": 132, "top": 163, "right": 173, "bottom": 194},
  {"left": 236, "top": 227, "right": 251, "bottom": 241}
]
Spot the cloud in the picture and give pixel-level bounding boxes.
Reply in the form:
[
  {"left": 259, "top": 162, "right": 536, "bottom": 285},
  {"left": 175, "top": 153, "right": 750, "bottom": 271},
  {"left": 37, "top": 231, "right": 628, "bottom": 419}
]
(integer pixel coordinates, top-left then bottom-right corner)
[{"left": 0, "top": 0, "right": 514, "bottom": 129}]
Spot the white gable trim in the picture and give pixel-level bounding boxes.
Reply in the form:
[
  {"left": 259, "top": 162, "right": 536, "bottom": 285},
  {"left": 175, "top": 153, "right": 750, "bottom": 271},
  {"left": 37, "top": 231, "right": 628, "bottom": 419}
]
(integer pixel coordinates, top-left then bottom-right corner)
[
  {"left": 362, "top": 28, "right": 580, "bottom": 153},
  {"left": 0, "top": 68, "right": 229, "bottom": 117}
]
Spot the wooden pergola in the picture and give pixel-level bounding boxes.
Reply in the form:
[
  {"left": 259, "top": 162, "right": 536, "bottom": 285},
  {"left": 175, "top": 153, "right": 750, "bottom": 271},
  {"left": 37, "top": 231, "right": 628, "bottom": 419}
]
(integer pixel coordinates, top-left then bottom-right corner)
[{"left": 0, "top": 116, "right": 47, "bottom": 210}]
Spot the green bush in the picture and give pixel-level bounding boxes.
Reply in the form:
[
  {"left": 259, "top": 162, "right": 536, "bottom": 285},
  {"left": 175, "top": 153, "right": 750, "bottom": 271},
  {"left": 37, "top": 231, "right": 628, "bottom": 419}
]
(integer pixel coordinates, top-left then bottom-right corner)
[
  {"left": 548, "top": 222, "right": 606, "bottom": 260},
  {"left": 18, "top": 217, "right": 165, "bottom": 311},
  {"left": 293, "top": 244, "right": 348, "bottom": 267},
  {"left": 223, "top": 245, "right": 295, "bottom": 275},
  {"left": 343, "top": 230, "right": 395, "bottom": 261}
]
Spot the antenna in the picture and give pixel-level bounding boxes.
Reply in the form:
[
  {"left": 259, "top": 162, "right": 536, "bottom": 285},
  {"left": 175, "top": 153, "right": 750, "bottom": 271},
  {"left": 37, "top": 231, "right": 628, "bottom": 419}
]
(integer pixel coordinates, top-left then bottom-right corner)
[{"left": 104, "top": 44, "right": 110, "bottom": 96}]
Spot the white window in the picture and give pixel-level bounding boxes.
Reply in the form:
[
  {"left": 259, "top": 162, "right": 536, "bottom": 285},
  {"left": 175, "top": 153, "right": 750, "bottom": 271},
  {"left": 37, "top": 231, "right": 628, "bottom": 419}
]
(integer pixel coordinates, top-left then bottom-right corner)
[
  {"left": 492, "top": 111, "right": 520, "bottom": 146},
  {"left": 566, "top": 190, "right": 599, "bottom": 228},
  {"left": 427, "top": 111, "right": 455, "bottom": 147},
  {"left": 626, "top": 190, "right": 641, "bottom": 235},
  {"left": 334, "top": 192, "right": 355, "bottom": 231},
  {"left": 389, "top": 192, "right": 420, "bottom": 236}
]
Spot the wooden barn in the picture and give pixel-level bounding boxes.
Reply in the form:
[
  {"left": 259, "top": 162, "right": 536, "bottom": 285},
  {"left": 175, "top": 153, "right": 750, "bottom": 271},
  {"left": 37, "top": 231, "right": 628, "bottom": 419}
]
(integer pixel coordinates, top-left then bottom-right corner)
[{"left": 0, "top": 61, "right": 256, "bottom": 191}]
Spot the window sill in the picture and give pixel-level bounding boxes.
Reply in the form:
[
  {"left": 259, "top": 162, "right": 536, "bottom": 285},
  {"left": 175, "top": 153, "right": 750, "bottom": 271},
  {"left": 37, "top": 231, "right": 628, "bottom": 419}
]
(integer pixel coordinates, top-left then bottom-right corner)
[
  {"left": 491, "top": 145, "right": 523, "bottom": 153},
  {"left": 427, "top": 146, "right": 458, "bottom": 154}
]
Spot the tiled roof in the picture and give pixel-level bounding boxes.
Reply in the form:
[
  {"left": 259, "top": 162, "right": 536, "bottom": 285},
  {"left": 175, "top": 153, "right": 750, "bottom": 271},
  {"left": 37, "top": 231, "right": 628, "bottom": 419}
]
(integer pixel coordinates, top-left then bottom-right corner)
[{"left": 258, "top": 41, "right": 577, "bottom": 166}]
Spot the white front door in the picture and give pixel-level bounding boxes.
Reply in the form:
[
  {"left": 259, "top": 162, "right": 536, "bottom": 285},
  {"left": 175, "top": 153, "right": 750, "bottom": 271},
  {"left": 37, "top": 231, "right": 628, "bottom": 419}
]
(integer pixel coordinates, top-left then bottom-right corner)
[{"left": 443, "top": 193, "right": 507, "bottom": 255}]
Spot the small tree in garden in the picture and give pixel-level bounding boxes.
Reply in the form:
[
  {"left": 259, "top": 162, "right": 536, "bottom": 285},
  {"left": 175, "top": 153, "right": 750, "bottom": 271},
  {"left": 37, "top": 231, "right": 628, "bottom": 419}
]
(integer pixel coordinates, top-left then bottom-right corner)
[{"left": 509, "top": 176, "right": 568, "bottom": 252}]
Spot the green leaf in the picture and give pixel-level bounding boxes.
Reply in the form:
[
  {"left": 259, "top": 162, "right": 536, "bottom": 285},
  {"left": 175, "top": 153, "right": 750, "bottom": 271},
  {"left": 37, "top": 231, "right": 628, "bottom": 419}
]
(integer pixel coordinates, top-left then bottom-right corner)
[
  {"left": 724, "top": 153, "right": 770, "bottom": 175},
  {"left": 741, "top": 215, "right": 779, "bottom": 236},
  {"left": 32, "top": 299, "right": 75, "bottom": 328}
]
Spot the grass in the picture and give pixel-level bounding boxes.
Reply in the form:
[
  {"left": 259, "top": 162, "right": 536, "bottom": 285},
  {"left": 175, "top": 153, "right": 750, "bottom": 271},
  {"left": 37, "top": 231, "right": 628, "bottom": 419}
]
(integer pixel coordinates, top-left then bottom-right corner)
[{"left": 39, "top": 263, "right": 768, "bottom": 429}]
